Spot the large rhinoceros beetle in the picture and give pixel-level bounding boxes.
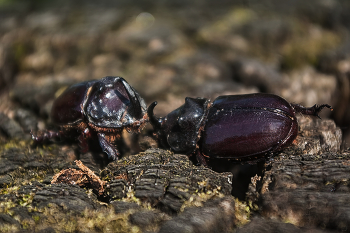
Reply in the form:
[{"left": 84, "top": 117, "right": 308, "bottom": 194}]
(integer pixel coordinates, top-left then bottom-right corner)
[
  {"left": 147, "top": 93, "right": 332, "bottom": 165},
  {"left": 31, "top": 76, "right": 147, "bottom": 160}
]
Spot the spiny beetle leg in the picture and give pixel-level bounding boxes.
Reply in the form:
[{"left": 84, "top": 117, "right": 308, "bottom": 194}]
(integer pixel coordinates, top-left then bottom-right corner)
[
  {"left": 31, "top": 130, "right": 62, "bottom": 145},
  {"left": 78, "top": 128, "right": 92, "bottom": 153},
  {"left": 291, "top": 103, "right": 332, "bottom": 119},
  {"left": 97, "top": 133, "right": 120, "bottom": 161}
]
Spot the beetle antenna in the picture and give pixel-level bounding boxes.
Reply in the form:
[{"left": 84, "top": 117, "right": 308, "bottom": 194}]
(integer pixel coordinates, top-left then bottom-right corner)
[{"left": 147, "top": 101, "right": 163, "bottom": 130}]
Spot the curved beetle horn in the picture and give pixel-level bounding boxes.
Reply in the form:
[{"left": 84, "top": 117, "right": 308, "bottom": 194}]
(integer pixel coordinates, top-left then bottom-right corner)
[{"left": 147, "top": 101, "right": 162, "bottom": 130}]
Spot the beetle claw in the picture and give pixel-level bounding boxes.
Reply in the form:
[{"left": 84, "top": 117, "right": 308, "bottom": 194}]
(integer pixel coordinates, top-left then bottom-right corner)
[
  {"left": 314, "top": 104, "right": 333, "bottom": 119},
  {"left": 291, "top": 103, "right": 332, "bottom": 119}
]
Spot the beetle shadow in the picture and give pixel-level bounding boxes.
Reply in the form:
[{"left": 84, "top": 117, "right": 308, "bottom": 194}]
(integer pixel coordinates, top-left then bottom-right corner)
[{"left": 207, "top": 158, "right": 265, "bottom": 201}]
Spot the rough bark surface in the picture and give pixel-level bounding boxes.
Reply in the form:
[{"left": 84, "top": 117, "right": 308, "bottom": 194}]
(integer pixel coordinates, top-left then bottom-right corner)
[
  {"left": 1, "top": 2, "right": 350, "bottom": 232},
  {"left": 0, "top": 112, "right": 346, "bottom": 232}
]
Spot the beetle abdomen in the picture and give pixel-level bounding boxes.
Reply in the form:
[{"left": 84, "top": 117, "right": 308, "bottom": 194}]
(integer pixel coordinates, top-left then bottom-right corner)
[
  {"left": 51, "top": 81, "right": 93, "bottom": 125},
  {"left": 201, "top": 98, "right": 298, "bottom": 159}
]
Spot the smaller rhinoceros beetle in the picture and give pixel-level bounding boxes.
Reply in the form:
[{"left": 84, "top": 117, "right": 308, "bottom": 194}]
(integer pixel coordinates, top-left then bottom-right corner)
[
  {"left": 31, "top": 76, "right": 147, "bottom": 160},
  {"left": 147, "top": 93, "right": 332, "bottom": 165}
]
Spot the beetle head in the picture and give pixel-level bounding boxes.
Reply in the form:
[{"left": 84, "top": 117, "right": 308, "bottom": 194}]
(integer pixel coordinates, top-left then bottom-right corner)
[{"left": 148, "top": 97, "right": 209, "bottom": 155}]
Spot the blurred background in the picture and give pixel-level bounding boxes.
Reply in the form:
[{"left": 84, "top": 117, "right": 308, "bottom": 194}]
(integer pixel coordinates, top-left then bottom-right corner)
[{"left": 0, "top": 0, "right": 349, "bottom": 146}]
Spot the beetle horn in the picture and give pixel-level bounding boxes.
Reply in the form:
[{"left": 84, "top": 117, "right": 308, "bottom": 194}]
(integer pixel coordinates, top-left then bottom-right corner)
[
  {"left": 119, "top": 77, "right": 147, "bottom": 117},
  {"left": 147, "top": 101, "right": 163, "bottom": 130}
]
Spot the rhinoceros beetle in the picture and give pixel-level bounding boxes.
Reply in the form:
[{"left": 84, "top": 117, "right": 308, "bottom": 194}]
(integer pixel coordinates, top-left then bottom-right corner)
[
  {"left": 147, "top": 93, "right": 332, "bottom": 165},
  {"left": 31, "top": 76, "right": 147, "bottom": 160}
]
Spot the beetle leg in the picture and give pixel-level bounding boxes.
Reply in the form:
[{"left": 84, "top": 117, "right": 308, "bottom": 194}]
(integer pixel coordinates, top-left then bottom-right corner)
[
  {"left": 31, "top": 130, "right": 62, "bottom": 145},
  {"left": 291, "top": 103, "right": 333, "bottom": 119},
  {"left": 78, "top": 128, "right": 92, "bottom": 153},
  {"left": 97, "top": 133, "right": 120, "bottom": 160},
  {"left": 195, "top": 151, "right": 210, "bottom": 167}
]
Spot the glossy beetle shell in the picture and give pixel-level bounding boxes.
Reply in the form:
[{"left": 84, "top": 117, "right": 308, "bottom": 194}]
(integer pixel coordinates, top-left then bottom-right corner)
[
  {"left": 34, "top": 76, "right": 147, "bottom": 160},
  {"left": 201, "top": 94, "right": 298, "bottom": 159},
  {"left": 148, "top": 93, "right": 331, "bottom": 163},
  {"left": 51, "top": 76, "right": 146, "bottom": 129},
  {"left": 84, "top": 76, "right": 146, "bottom": 128},
  {"left": 51, "top": 81, "right": 96, "bottom": 125}
]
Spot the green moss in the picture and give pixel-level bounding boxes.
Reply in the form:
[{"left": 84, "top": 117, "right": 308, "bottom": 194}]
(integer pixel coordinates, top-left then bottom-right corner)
[
  {"left": 0, "top": 185, "right": 36, "bottom": 218},
  {"left": 180, "top": 187, "right": 225, "bottom": 212},
  {"left": 32, "top": 215, "right": 40, "bottom": 223},
  {"left": 234, "top": 198, "right": 251, "bottom": 227},
  {"left": 17, "top": 193, "right": 34, "bottom": 207},
  {"left": 0, "top": 186, "right": 19, "bottom": 195},
  {"left": 120, "top": 187, "right": 143, "bottom": 207},
  {"left": 0, "top": 224, "right": 19, "bottom": 233},
  {"left": 0, "top": 140, "right": 28, "bottom": 152},
  {"left": 34, "top": 205, "right": 142, "bottom": 233},
  {"left": 0, "top": 141, "right": 59, "bottom": 188},
  {"left": 7, "top": 167, "right": 49, "bottom": 187},
  {"left": 0, "top": 199, "right": 17, "bottom": 213}
]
